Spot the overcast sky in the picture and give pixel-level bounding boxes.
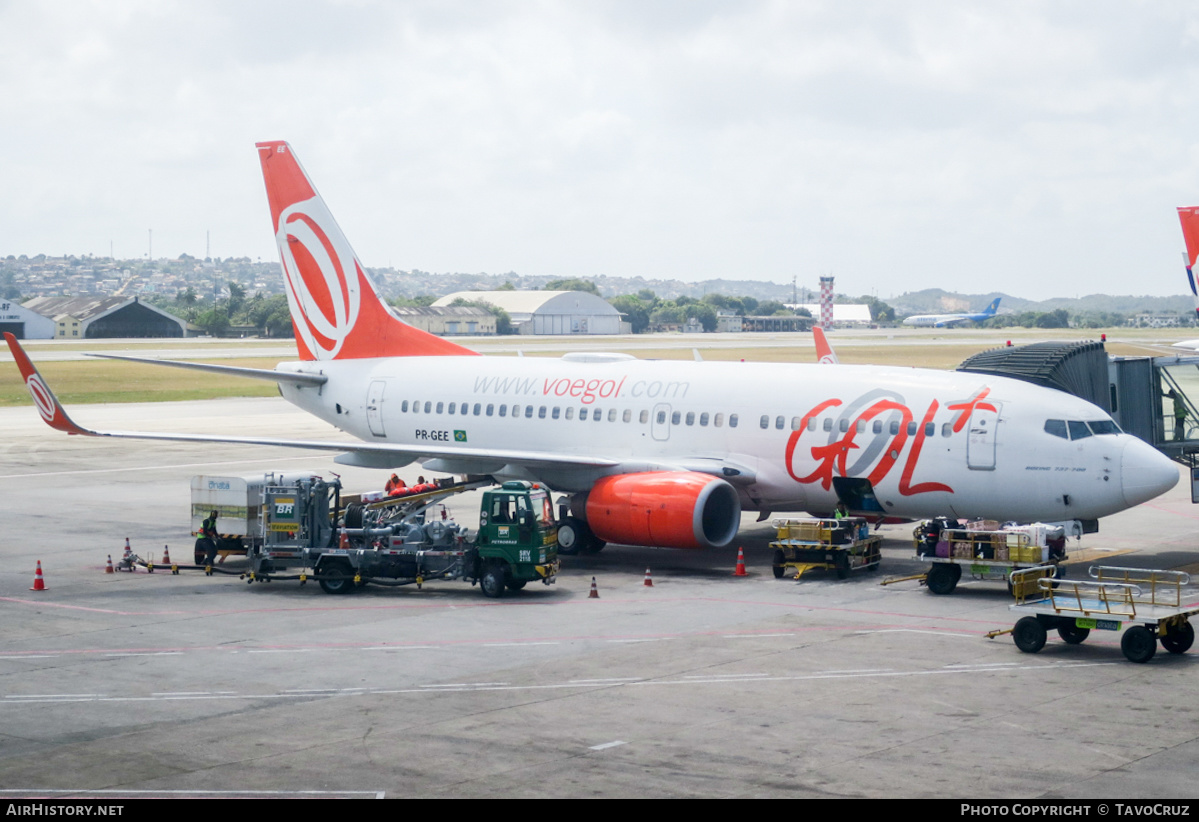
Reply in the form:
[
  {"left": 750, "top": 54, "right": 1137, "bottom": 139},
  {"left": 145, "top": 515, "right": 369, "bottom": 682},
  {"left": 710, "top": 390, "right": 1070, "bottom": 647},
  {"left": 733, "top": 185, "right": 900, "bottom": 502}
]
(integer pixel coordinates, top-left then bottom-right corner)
[{"left": 3, "top": 1, "right": 1199, "bottom": 300}]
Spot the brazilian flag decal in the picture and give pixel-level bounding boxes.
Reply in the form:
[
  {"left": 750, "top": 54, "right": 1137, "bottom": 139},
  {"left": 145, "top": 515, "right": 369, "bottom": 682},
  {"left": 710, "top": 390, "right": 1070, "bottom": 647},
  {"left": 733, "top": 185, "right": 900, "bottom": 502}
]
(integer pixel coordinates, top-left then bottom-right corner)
[{"left": 454, "top": 430, "right": 468, "bottom": 442}]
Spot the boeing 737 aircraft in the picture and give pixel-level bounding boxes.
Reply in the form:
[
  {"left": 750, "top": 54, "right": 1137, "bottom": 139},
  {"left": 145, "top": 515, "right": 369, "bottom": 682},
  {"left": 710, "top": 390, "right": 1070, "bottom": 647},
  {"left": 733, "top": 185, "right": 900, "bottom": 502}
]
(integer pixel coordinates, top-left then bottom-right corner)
[
  {"left": 903, "top": 298, "right": 1002, "bottom": 328},
  {"left": 4, "top": 142, "right": 1179, "bottom": 553}
]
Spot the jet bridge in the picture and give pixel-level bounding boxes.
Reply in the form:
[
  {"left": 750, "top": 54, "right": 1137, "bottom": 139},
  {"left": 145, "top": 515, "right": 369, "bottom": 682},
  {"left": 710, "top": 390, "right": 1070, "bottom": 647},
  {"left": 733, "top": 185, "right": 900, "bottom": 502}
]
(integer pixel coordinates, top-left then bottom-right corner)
[{"left": 958, "top": 341, "right": 1199, "bottom": 503}]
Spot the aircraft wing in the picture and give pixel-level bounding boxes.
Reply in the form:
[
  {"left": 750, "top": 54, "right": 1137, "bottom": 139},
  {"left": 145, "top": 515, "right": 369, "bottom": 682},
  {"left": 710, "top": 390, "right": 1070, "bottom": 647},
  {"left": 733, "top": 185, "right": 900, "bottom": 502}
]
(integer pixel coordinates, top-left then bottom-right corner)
[{"left": 4, "top": 332, "right": 619, "bottom": 471}]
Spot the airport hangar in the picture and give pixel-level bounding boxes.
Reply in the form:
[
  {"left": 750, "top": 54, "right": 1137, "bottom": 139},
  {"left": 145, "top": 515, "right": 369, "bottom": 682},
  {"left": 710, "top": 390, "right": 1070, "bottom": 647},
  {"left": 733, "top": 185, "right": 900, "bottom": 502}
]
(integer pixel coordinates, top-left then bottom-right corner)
[
  {"left": 432, "top": 290, "right": 624, "bottom": 335},
  {"left": 20, "top": 295, "right": 187, "bottom": 339}
]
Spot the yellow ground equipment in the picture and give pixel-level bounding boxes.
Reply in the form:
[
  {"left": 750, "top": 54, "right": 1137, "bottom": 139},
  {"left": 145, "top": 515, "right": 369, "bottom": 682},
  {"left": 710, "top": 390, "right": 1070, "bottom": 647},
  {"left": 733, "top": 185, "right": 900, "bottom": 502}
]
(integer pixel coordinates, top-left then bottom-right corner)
[
  {"left": 999, "top": 565, "right": 1199, "bottom": 663},
  {"left": 771, "top": 517, "right": 881, "bottom": 581}
]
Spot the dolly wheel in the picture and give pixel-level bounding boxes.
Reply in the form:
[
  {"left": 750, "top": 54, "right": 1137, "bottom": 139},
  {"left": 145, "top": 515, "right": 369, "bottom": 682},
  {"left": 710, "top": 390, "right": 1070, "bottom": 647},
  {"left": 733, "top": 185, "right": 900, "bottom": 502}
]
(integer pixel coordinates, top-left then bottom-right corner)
[
  {"left": 1121, "top": 625, "right": 1157, "bottom": 664},
  {"left": 1161, "top": 622, "right": 1194, "bottom": 655},
  {"left": 1013, "top": 616, "right": 1047, "bottom": 654}
]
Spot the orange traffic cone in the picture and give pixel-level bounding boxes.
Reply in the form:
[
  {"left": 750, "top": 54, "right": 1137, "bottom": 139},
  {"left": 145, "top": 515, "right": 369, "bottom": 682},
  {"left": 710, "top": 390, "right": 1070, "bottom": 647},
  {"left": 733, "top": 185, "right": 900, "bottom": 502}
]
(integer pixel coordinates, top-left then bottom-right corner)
[
  {"left": 162, "top": 545, "right": 171, "bottom": 565},
  {"left": 30, "top": 561, "right": 46, "bottom": 591},
  {"left": 734, "top": 546, "right": 748, "bottom": 577},
  {"left": 643, "top": 568, "right": 654, "bottom": 587},
  {"left": 122, "top": 538, "right": 133, "bottom": 563},
  {"left": 105, "top": 555, "right": 114, "bottom": 574},
  {"left": 588, "top": 577, "right": 600, "bottom": 599}
]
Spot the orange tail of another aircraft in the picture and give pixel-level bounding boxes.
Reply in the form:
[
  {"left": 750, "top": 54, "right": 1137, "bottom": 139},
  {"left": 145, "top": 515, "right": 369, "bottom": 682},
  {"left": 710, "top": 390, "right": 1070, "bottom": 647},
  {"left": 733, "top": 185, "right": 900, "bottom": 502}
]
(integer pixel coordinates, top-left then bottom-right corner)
[
  {"left": 256, "top": 141, "right": 477, "bottom": 361},
  {"left": 1178, "top": 206, "right": 1199, "bottom": 322}
]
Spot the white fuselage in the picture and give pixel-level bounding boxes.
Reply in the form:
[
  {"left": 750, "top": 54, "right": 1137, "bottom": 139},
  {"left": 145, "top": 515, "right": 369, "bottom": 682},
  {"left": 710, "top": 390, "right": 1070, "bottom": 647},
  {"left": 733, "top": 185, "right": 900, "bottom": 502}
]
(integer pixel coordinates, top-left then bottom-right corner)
[{"left": 278, "top": 356, "right": 1178, "bottom": 524}]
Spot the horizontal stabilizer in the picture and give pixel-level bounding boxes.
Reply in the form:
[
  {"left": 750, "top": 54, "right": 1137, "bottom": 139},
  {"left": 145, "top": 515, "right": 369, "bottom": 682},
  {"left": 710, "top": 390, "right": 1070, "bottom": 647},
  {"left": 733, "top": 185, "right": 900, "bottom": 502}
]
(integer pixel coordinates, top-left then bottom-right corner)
[{"left": 86, "top": 352, "right": 327, "bottom": 386}]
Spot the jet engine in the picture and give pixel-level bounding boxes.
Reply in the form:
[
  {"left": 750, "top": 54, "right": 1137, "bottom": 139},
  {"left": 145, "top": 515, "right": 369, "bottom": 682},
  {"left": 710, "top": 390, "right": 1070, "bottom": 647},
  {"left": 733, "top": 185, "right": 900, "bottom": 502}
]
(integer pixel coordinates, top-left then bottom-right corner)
[{"left": 582, "top": 471, "right": 741, "bottom": 549}]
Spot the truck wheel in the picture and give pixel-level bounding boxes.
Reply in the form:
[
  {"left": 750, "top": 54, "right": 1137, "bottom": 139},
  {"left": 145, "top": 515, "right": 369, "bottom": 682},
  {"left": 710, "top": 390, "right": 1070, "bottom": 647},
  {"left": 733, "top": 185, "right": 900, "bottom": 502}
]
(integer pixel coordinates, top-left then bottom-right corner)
[
  {"left": 481, "top": 564, "right": 507, "bottom": 598},
  {"left": 1057, "top": 622, "right": 1090, "bottom": 645},
  {"left": 1162, "top": 621, "right": 1195, "bottom": 654},
  {"left": 506, "top": 579, "right": 527, "bottom": 592},
  {"left": 194, "top": 538, "right": 206, "bottom": 565},
  {"left": 318, "top": 561, "right": 356, "bottom": 595},
  {"left": 772, "top": 550, "right": 786, "bottom": 579},
  {"left": 556, "top": 517, "right": 587, "bottom": 556},
  {"left": 834, "top": 551, "right": 850, "bottom": 580},
  {"left": 926, "top": 563, "right": 959, "bottom": 595},
  {"left": 1121, "top": 625, "right": 1157, "bottom": 663},
  {"left": 1013, "top": 616, "right": 1047, "bottom": 653}
]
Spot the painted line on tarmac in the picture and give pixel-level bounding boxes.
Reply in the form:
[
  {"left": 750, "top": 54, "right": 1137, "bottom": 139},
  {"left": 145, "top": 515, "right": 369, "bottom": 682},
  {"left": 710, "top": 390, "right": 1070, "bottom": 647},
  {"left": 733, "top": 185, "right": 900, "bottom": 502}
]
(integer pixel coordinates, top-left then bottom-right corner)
[
  {"left": 0, "top": 660, "right": 1120, "bottom": 704},
  {"left": 589, "top": 741, "right": 627, "bottom": 751}
]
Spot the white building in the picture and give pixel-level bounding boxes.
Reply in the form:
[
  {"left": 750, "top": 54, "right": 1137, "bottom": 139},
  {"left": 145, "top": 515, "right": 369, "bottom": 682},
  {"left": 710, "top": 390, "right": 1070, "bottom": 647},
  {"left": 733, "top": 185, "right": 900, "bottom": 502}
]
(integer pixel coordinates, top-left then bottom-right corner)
[{"left": 432, "top": 291, "right": 623, "bottom": 335}]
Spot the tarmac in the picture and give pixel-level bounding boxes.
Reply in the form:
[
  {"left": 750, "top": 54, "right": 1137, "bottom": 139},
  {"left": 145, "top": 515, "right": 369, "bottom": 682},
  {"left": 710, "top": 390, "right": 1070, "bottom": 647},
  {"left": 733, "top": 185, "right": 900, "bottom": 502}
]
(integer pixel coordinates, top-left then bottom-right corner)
[{"left": 1, "top": 394, "right": 1199, "bottom": 799}]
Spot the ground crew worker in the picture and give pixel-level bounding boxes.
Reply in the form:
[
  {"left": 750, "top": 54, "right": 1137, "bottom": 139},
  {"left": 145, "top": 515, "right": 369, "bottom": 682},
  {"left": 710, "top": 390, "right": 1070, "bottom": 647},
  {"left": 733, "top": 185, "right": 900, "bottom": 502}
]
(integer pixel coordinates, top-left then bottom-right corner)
[
  {"left": 1168, "top": 390, "right": 1189, "bottom": 440},
  {"left": 385, "top": 473, "right": 406, "bottom": 495},
  {"left": 834, "top": 501, "right": 849, "bottom": 519},
  {"left": 200, "top": 509, "right": 219, "bottom": 565}
]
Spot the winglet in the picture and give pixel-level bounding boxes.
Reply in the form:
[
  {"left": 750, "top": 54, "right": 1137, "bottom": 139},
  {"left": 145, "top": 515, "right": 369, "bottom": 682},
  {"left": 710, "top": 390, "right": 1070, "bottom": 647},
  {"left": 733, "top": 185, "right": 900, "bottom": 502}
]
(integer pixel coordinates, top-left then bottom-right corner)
[
  {"left": 4, "top": 333, "right": 93, "bottom": 435},
  {"left": 813, "top": 325, "right": 838, "bottom": 364}
]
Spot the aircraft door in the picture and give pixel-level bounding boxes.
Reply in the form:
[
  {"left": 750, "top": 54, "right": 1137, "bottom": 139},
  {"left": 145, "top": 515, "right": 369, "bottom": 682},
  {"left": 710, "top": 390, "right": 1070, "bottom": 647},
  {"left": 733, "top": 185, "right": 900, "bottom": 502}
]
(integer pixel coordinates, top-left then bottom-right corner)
[
  {"left": 652, "top": 403, "right": 671, "bottom": 441},
  {"left": 367, "top": 380, "right": 387, "bottom": 438},
  {"left": 966, "top": 403, "right": 1001, "bottom": 470}
]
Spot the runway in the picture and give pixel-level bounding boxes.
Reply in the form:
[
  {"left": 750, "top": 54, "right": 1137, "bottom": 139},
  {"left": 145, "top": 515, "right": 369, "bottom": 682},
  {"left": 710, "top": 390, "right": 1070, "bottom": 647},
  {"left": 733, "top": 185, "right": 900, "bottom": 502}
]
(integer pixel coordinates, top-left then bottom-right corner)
[{"left": 2, "top": 396, "right": 1199, "bottom": 798}]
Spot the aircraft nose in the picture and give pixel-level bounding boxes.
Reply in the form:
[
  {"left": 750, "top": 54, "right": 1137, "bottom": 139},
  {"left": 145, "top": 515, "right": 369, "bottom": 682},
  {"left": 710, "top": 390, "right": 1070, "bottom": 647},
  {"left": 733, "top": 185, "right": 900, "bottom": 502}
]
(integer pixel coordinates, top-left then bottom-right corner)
[{"left": 1121, "top": 438, "right": 1180, "bottom": 508}]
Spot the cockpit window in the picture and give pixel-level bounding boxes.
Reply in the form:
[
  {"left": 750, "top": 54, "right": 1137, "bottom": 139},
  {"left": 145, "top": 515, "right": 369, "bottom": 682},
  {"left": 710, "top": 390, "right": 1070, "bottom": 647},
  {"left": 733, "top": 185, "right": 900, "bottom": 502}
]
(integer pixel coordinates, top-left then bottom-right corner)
[
  {"left": 1044, "top": 420, "right": 1068, "bottom": 439},
  {"left": 1087, "top": 419, "right": 1121, "bottom": 435},
  {"left": 1067, "top": 420, "right": 1092, "bottom": 440}
]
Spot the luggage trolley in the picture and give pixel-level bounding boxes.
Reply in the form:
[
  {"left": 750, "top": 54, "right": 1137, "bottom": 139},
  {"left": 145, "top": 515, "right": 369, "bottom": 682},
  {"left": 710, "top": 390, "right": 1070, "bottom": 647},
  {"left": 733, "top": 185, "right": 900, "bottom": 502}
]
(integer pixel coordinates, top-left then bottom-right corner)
[
  {"left": 999, "top": 565, "right": 1199, "bottom": 663},
  {"left": 770, "top": 517, "right": 882, "bottom": 580},
  {"left": 889, "top": 519, "right": 1068, "bottom": 595}
]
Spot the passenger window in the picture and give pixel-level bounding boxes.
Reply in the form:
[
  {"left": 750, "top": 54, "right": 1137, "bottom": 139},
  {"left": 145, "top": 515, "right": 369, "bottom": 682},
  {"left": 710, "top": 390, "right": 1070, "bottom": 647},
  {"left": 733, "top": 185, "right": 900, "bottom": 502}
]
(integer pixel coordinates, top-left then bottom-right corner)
[
  {"left": 623, "top": 409, "right": 632, "bottom": 423},
  {"left": 700, "top": 412, "right": 709, "bottom": 426},
  {"left": 823, "top": 418, "right": 833, "bottom": 432},
  {"left": 873, "top": 420, "right": 882, "bottom": 434},
  {"left": 448, "top": 402, "right": 456, "bottom": 414},
  {"left": 580, "top": 408, "right": 589, "bottom": 421},
  {"left": 608, "top": 409, "right": 616, "bottom": 422},
  {"left": 791, "top": 416, "right": 802, "bottom": 430},
  {"left": 1044, "top": 419, "right": 1068, "bottom": 439},
  {"left": 775, "top": 416, "right": 785, "bottom": 430},
  {"left": 565, "top": 407, "right": 575, "bottom": 420},
  {"left": 839, "top": 419, "right": 849, "bottom": 433},
  {"left": 941, "top": 422, "right": 952, "bottom": 437},
  {"left": 657, "top": 410, "right": 666, "bottom": 424},
  {"left": 907, "top": 422, "right": 917, "bottom": 436},
  {"left": 412, "top": 400, "right": 420, "bottom": 413},
  {"left": 486, "top": 404, "right": 494, "bottom": 416},
  {"left": 924, "top": 422, "right": 935, "bottom": 436},
  {"left": 714, "top": 413, "right": 724, "bottom": 427},
  {"left": 511, "top": 405, "right": 520, "bottom": 417},
  {"left": 436, "top": 402, "right": 444, "bottom": 414},
  {"left": 402, "top": 401, "right": 409, "bottom": 412},
  {"left": 760, "top": 415, "right": 769, "bottom": 429},
  {"left": 729, "top": 414, "right": 738, "bottom": 428},
  {"left": 671, "top": 411, "right": 681, "bottom": 425},
  {"left": 1068, "top": 420, "right": 1092, "bottom": 440},
  {"left": 808, "top": 418, "right": 816, "bottom": 431},
  {"left": 424, "top": 402, "right": 432, "bottom": 413},
  {"left": 527, "top": 406, "right": 535, "bottom": 419},
  {"left": 856, "top": 420, "right": 864, "bottom": 433},
  {"left": 473, "top": 403, "right": 481, "bottom": 415},
  {"left": 891, "top": 421, "right": 900, "bottom": 435},
  {"left": 552, "top": 407, "right": 560, "bottom": 419},
  {"left": 686, "top": 412, "right": 695, "bottom": 426},
  {"left": 499, "top": 405, "right": 507, "bottom": 417},
  {"left": 641, "top": 409, "right": 650, "bottom": 424}
]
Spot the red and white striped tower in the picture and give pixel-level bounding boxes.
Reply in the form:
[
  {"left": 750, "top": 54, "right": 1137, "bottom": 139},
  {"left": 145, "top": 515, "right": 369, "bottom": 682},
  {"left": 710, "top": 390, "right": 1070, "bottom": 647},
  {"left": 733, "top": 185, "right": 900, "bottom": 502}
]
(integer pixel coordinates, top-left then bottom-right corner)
[{"left": 819, "top": 276, "right": 835, "bottom": 330}]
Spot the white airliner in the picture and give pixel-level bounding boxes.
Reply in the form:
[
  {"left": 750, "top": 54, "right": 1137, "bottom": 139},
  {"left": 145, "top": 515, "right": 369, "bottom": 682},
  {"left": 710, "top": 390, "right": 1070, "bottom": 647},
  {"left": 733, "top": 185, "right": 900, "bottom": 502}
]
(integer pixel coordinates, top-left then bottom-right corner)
[
  {"left": 4, "top": 142, "right": 1179, "bottom": 552},
  {"left": 903, "top": 298, "right": 1002, "bottom": 328}
]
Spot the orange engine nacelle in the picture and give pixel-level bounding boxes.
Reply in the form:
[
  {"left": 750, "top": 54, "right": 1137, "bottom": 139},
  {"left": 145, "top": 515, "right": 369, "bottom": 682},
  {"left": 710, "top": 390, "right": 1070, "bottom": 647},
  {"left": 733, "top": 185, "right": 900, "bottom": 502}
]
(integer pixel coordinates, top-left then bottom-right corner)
[{"left": 584, "top": 471, "right": 741, "bottom": 549}]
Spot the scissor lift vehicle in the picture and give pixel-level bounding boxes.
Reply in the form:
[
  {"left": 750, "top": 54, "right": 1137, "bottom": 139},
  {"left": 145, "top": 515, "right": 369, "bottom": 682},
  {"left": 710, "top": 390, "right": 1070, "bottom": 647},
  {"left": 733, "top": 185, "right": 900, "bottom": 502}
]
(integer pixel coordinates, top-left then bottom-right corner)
[
  {"left": 771, "top": 517, "right": 881, "bottom": 580},
  {"left": 1000, "top": 566, "right": 1199, "bottom": 663},
  {"left": 888, "top": 521, "right": 1067, "bottom": 595}
]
